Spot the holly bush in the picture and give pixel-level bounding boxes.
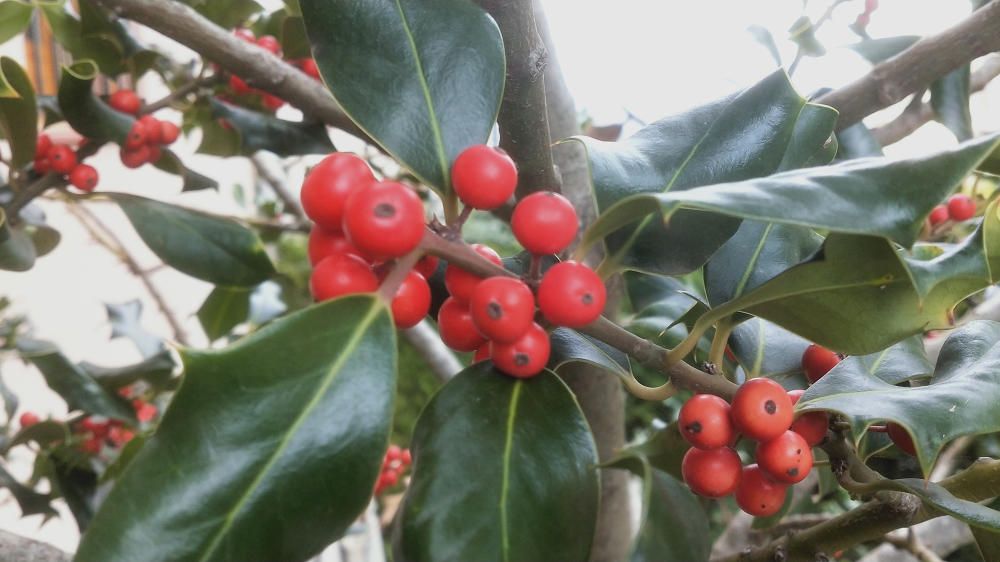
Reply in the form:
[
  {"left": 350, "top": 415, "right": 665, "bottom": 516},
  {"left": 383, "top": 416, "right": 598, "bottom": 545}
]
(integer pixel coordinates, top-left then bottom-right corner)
[{"left": 2, "top": 0, "right": 1000, "bottom": 561}]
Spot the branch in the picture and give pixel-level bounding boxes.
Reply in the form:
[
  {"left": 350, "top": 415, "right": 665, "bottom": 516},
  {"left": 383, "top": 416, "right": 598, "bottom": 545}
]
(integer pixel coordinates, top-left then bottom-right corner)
[
  {"left": 140, "top": 74, "right": 220, "bottom": 115},
  {"left": 817, "top": 0, "right": 1000, "bottom": 130},
  {"left": 250, "top": 153, "right": 305, "bottom": 219},
  {"left": 0, "top": 530, "right": 70, "bottom": 562},
  {"left": 402, "top": 321, "right": 463, "bottom": 382}
]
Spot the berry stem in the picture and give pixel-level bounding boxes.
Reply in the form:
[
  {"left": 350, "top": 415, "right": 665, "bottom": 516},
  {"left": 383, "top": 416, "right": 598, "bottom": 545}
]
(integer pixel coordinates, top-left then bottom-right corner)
[
  {"left": 443, "top": 191, "right": 460, "bottom": 226},
  {"left": 377, "top": 238, "right": 427, "bottom": 302},
  {"left": 707, "top": 316, "right": 735, "bottom": 377},
  {"left": 528, "top": 254, "right": 542, "bottom": 282}
]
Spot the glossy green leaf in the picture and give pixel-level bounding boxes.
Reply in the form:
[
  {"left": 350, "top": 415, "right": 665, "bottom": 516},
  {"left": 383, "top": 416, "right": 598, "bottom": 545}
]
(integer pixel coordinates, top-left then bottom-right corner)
[
  {"left": 0, "top": 462, "right": 56, "bottom": 518},
  {"left": 210, "top": 99, "right": 334, "bottom": 157},
  {"left": 50, "top": 453, "right": 97, "bottom": 531},
  {"left": 0, "top": 208, "right": 36, "bottom": 272},
  {"left": 398, "top": 364, "right": 598, "bottom": 562},
  {"left": 0, "top": 366, "right": 18, "bottom": 422},
  {"left": 577, "top": 71, "right": 805, "bottom": 275},
  {"left": 17, "top": 339, "right": 135, "bottom": 422},
  {"left": 198, "top": 286, "right": 252, "bottom": 341},
  {"left": 26, "top": 223, "right": 61, "bottom": 257},
  {"left": 76, "top": 296, "right": 396, "bottom": 562},
  {"left": 280, "top": 15, "right": 311, "bottom": 59},
  {"left": 747, "top": 25, "right": 781, "bottom": 67},
  {"left": 848, "top": 36, "right": 920, "bottom": 64},
  {"left": 0, "top": 1, "right": 33, "bottom": 45},
  {"left": 38, "top": 0, "right": 83, "bottom": 53},
  {"left": 836, "top": 122, "right": 883, "bottom": 160},
  {"left": 972, "top": 526, "right": 1000, "bottom": 562},
  {"left": 105, "top": 300, "right": 163, "bottom": 359},
  {"left": 108, "top": 193, "right": 275, "bottom": 287},
  {"left": 99, "top": 432, "right": 147, "bottom": 484},
  {"left": 81, "top": 351, "right": 177, "bottom": 391},
  {"left": 0, "top": 57, "right": 38, "bottom": 169},
  {"left": 729, "top": 317, "right": 811, "bottom": 379},
  {"left": 608, "top": 422, "right": 688, "bottom": 485},
  {"left": 57, "top": 60, "right": 132, "bottom": 144},
  {"left": 931, "top": 64, "right": 973, "bottom": 142},
  {"left": 300, "top": 0, "right": 505, "bottom": 194},
  {"left": 8, "top": 419, "right": 68, "bottom": 450},
  {"left": 152, "top": 149, "right": 219, "bottom": 192},
  {"left": 548, "top": 327, "right": 630, "bottom": 377},
  {"left": 800, "top": 321, "right": 1000, "bottom": 475}
]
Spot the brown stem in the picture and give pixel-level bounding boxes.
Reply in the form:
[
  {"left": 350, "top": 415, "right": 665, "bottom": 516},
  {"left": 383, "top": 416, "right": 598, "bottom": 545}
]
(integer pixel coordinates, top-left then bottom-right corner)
[
  {"left": 140, "top": 75, "right": 220, "bottom": 115},
  {"left": 4, "top": 174, "right": 63, "bottom": 222},
  {"left": 377, "top": 243, "right": 425, "bottom": 301},
  {"left": 250, "top": 154, "right": 305, "bottom": 219}
]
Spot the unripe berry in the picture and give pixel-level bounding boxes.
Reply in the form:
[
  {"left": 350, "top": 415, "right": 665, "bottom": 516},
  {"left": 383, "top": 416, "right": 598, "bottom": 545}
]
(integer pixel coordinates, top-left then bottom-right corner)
[
  {"left": 756, "top": 430, "right": 813, "bottom": 484},
  {"left": 491, "top": 322, "right": 550, "bottom": 378},
  {"left": 469, "top": 276, "right": 535, "bottom": 343},
  {"left": 801, "top": 344, "right": 840, "bottom": 384},
  {"left": 437, "top": 297, "right": 487, "bottom": 352},
  {"left": 511, "top": 191, "right": 578, "bottom": 255},
  {"left": 887, "top": 422, "right": 916, "bottom": 456},
  {"left": 19, "top": 412, "right": 39, "bottom": 428},
  {"left": 444, "top": 244, "right": 502, "bottom": 303},
  {"left": 681, "top": 447, "right": 741, "bottom": 498},
  {"left": 343, "top": 181, "right": 425, "bottom": 260},
  {"left": 928, "top": 204, "right": 949, "bottom": 226},
  {"left": 678, "top": 394, "right": 735, "bottom": 450},
  {"left": 451, "top": 145, "right": 517, "bottom": 210},
  {"left": 391, "top": 270, "right": 431, "bottom": 329},
  {"left": 735, "top": 464, "right": 788, "bottom": 517},
  {"left": 787, "top": 389, "right": 828, "bottom": 447},
  {"left": 948, "top": 193, "right": 976, "bottom": 221},
  {"left": 538, "top": 261, "right": 605, "bottom": 327},
  {"left": 108, "top": 89, "right": 141, "bottom": 115},
  {"left": 159, "top": 121, "right": 181, "bottom": 145},
  {"left": 300, "top": 153, "right": 376, "bottom": 232},
  {"left": 310, "top": 253, "right": 378, "bottom": 301},
  {"left": 48, "top": 145, "right": 77, "bottom": 174},
  {"left": 731, "top": 378, "right": 794, "bottom": 442},
  {"left": 69, "top": 164, "right": 99, "bottom": 192},
  {"left": 308, "top": 227, "right": 362, "bottom": 265},
  {"left": 120, "top": 145, "right": 151, "bottom": 169},
  {"left": 125, "top": 121, "right": 149, "bottom": 150}
]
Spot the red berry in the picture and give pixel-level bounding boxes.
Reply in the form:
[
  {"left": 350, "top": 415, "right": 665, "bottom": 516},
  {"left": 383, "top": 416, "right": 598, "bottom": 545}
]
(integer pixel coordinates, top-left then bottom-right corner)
[
  {"left": 109, "top": 89, "right": 141, "bottom": 115},
  {"left": 80, "top": 436, "right": 103, "bottom": 455},
  {"left": 491, "top": 322, "right": 550, "bottom": 378},
  {"left": 731, "top": 378, "right": 794, "bottom": 442},
  {"left": 451, "top": 145, "right": 517, "bottom": 210},
  {"left": 469, "top": 277, "right": 535, "bottom": 343},
  {"left": 137, "top": 115, "right": 162, "bottom": 145},
  {"left": 120, "top": 145, "right": 150, "bottom": 168},
  {"left": 787, "top": 390, "right": 828, "bottom": 447},
  {"left": 437, "top": 297, "right": 487, "bottom": 352},
  {"left": 537, "top": 261, "right": 606, "bottom": 328},
  {"left": 35, "top": 134, "right": 52, "bottom": 159},
  {"left": 887, "top": 422, "right": 916, "bottom": 456},
  {"left": 33, "top": 156, "right": 50, "bottom": 174},
  {"left": 343, "top": 181, "right": 425, "bottom": 261},
  {"left": 928, "top": 204, "right": 949, "bottom": 226},
  {"left": 415, "top": 254, "right": 440, "bottom": 279},
  {"left": 233, "top": 28, "right": 256, "bottom": 43},
  {"left": 229, "top": 74, "right": 253, "bottom": 95},
  {"left": 48, "top": 145, "right": 77, "bottom": 174},
  {"left": 159, "top": 121, "right": 180, "bottom": 145},
  {"left": 473, "top": 343, "right": 491, "bottom": 363},
  {"left": 444, "top": 244, "right": 502, "bottom": 303},
  {"left": 300, "top": 58, "right": 321, "bottom": 80},
  {"left": 391, "top": 271, "right": 431, "bottom": 329},
  {"left": 80, "top": 416, "right": 110, "bottom": 439},
  {"left": 256, "top": 35, "right": 281, "bottom": 56},
  {"left": 756, "top": 430, "right": 813, "bottom": 484},
  {"left": 69, "top": 164, "right": 99, "bottom": 192},
  {"left": 300, "top": 153, "right": 376, "bottom": 232},
  {"left": 19, "top": 412, "right": 39, "bottom": 428},
  {"left": 511, "top": 191, "right": 578, "bottom": 255},
  {"left": 947, "top": 193, "right": 976, "bottom": 222},
  {"left": 308, "top": 227, "right": 362, "bottom": 265},
  {"left": 133, "top": 400, "right": 158, "bottom": 422},
  {"left": 310, "top": 253, "right": 378, "bottom": 301},
  {"left": 678, "top": 394, "right": 735, "bottom": 450},
  {"left": 146, "top": 145, "right": 162, "bottom": 164},
  {"left": 386, "top": 444, "right": 403, "bottom": 462},
  {"left": 681, "top": 447, "right": 742, "bottom": 498},
  {"left": 262, "top": 93, "right": 285, "bottom": 111},
  {"left": 854, "top": 12, "right": 870, "bottom": 28},
  {"left": 109, "top": 426, "right": 135, "bottom": 447},
  {"left": 801, "top": 344, "right": 840, "bottom": 384},
  {"left": 401, "top": 449, "right": 412, "bottom": 465},
  {"left": 125, "top": 121, "right": 149, "bottom": 149},
  {"left": 735, "top": 464, "right": 788, "bottom": 517}
]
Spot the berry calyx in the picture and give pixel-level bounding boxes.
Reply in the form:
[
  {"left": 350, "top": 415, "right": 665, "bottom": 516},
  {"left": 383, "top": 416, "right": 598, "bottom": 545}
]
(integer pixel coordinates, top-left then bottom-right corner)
[
  {"left": 444, "top": 244, "right": 502, "bottom": 303},
  {"left": 681, "top": 447, "right": 742, "bottom": 498},
  {"left": 109, "top": 89, "right": 141, "bottom": 115},
  {"left": 491, "top": 322, "right": 550, "bottom": 378},
  {"left": 308, "top": 227, "right": 362, "bottom": 265},
  {"left": 469, "top": 276, "right": 535, "bottom": 343},
  {"left": 678, "top": 394, "right": 735, "bottom": 450},
  {"left": 928, "top": 204, "right": 949, "bottom": 226},
  {"left": 437, "top": 297, "right": 487, "bottom": 352},
  {"left": 735, "top": 464, "right": 788, "bottom": 517},
  {"left": 160, "top": 121, "right": 181, "bottom": 145},
  {"left": 756, "top": 430, "right": 813, "bottom": 484},
  {"left": 731, "top": 378, "right": 794, "bottom": 442},
  {"left": 48, "top": 145, "right": 77, "bottom": 174},
  {"left": 787, "top": 390, "right": 829, "bottom": 447},
  {"left": 19, "top": 412, "right": 39, "bottom": 428},
  {"left": 120, "top": 145, "right": 151, "bottom": 169},
  {"left": 343, "top": 181, "right": 425, "bottom": 261},
  {"left": 511, "top": 191, "right": 578, "bottom": 255},
  {"left": 538, "top": 261, "right": 606, "bottom": 328},
  {"left": 887, "top": 422, "right": 916, "bottom": 456},
  {"left": 947, "top": 193, "right": 976, "bottom": 222},
  {"left": 391, "top": 270, "right": 431, "bottom": 329},
  {"left": 69, "top": 164, "right": 99, "bottom": 192},
  {"left": 451, "top": 145, "right": 517, "bottom": 210},
  {"left": 310, "top": 253, "right": 378, "bottom": 301},
  {"left": 300, "top": 153, "right": 376, "bottom": 232},
  {"left": 801, "top": 344, "right": 840, "bottom": 384}
]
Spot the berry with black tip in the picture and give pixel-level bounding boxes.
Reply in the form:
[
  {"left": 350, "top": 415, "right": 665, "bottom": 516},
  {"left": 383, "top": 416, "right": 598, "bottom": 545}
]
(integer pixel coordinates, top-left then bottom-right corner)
[
  {"left": 343, "top": 181, "right": 425, "bottom": 261},
  {"left": 678, "top": 394, "right": 735, "bottom": 450},
  {"left": 735, "top": 464, "right": 788, "bottom": 517},
  {"left": 491, "top": 322, "right": 550, "bottom": 378},
  {"left": 109, "top": 89, "right": 141, "bottom": 115},
  {"left": 756, "top": 430, "right": 813, "bottom": 484},
  {"left": 69, "top": 164, "right": 99, "bottom": 192},
  {"left": 469, "top": 276, "right": 535, "bottom": 343},
  {"left": 444, "top": 244, "right": 502, "bottom": 303},
  {"left": 731, "top": 378, "right": 794, "bottom": 442},
  {"left": 538, "top": 260, "right": 606, "bottom": 328}
]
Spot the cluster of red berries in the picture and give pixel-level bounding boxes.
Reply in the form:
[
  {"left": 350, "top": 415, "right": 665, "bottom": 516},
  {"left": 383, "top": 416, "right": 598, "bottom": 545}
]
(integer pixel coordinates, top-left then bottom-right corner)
[
  {"left": 300, "top": 144, "right": 605, "bottom": 378},
  {"left": 32, "top": 134, "right": 99, "bottom": 192},
  {"left": 928, "top": 193, "right": 977, "bottom": 227},
  {"left": 17, "top": 397, "right": 154, "bottom": 456},
  {"left": 107, "top": 89, "right": 181, "bottom": 169},
  {"left": 374, "top": 444, "right": 412, "bottom": 496},
  {"left": 226, "top": 29, "right": 321, "bottom": 112}
]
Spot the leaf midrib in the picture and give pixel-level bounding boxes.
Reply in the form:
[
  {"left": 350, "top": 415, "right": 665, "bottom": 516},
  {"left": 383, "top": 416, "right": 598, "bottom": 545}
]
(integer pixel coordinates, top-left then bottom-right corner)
[{"left": 499, "top": 381, "right": 523, "bottom": 562}]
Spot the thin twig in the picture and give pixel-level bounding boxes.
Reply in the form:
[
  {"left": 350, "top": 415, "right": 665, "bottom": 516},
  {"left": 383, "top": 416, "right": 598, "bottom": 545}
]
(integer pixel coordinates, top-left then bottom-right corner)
[
  {"left": 250, "top": 153, "right": 306, "bottom": 219},
  {"left": 140, "top": 74, "right": 220, "bottom": 115}
]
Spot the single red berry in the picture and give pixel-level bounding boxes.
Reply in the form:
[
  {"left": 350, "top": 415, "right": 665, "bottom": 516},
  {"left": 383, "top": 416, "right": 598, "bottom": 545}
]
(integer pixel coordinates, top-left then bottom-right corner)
[
  {"left": 928, "top": 204, "right": 949, "bottom": 226},
  {"left": 310, "top": 253, "right": 378, "bottom": 301},
  {"left": 136, "top": 115, "right": 161, "bottom": 145},
  {"left": 678, "top": 394, "right": 735, "bottom": 450},
  {"left": 787, "top": 390, "right": 829, "bottom": 447},
  {"left": 538, "top": 261, "right": 606, "bottom": 328},
  {"left": 386, "top": 444, "right": 403, "bottom": 462},
  {"left": 511, "top": 191, "right": 578, "bottom": 255},
  {"left": 300, "top": 58, "right": 321, "bottom": 80},
  {"left": 160, "top": 121, "right": 181, "bottom": 145},
  {"left": 473, "top": 343, "right": 491, "bottom": 363},
  {"left": 731, "top": 378, "right": 794, "bottom": 442},
  {"left": 491, "top": 322, "right": 550, "bottom": 378},
  {"left": 948, "top": 193, "right": 976, "bottom": 222},
  {"left": 300, "top": 153, "right": 376, "bottom": 232},
  {"left": 121, "top": 145, "right": 150, "bottom": 168},
  {"left": 735, "top": 464, "right": 788, "bottom": 517},
  {"left": 125, "top": 121, "right": 149, "bottom": 150},
  {"left": 35, "top": 134, "right": 52, "bottom": 159},
  {"left": 33, "top": 155, "right": 50, "bottom": 174},
  {"left": 256, "top": 35, "right": 282, "bottom": 56},
  {"left": 133, "top": 400, "right": 158, "bottom": 422},
  {"left": 887, "top": 422, "right": 916, "bottom": 456},
  {"left": 438, "top": 297, "right": 487, "bottom": 352},
  {"left": 343, "top": 181, "right": 425, "bottom": 261},
  {"left": 391, "top": 271, "right": 432, "bottom": 329},
  {"left": 414, "top": 254, "right": 440, "bottom": 279},
  {"left": 681, "top": 447, "right": 742, "bottom": 498},
  {"left": 401, "top": 448, "right": 412, "bottom": 465},
  {"left": 469, "top": 277, "right": 535, "bottom": 343},
  {"left": 109, "top": 426, "right": 135, "bottom": 447},
  {"left": 308, "top": 227, "right": 362, "bottom": 265},
  {"left": 108, "top": 89, "right": 141, "bottom": 115},
  {"left": 756, "top": 430, "right": 813, "bottom": 484},
  {"left": 451, "top": 145, "right": 517, "bottom": 210},
  {"left": 48, "top": 145, "right": 77, "bottom": 174},
  {"left": 80, "top": 436, "right": 103, "bottom": 455},
  {"left": 80, "top": 416, "right": 110, "bottom": 439},
  {"left": 801, "top": 344, "right": 840, "bottom": 384},
  {"left": 854, "top": 12, "right": 870, "bottom": 28},
  {"left": 262, "top": 93, "right": 285, "bottom": 111},
  {"left": 19, "top": 412, "right": 40, "bottom": 428},
  {"left": 229, "top": 74, "right": 254, "bottom": 95},
  {"left": 233, "top": 28, "right": 256, "bottom": 42},
  {"left": 69, "top": 164, "right": 99, "bottom": 192},
  {"left": 444, "top": 244, "right": 502, "bottom": 303}
]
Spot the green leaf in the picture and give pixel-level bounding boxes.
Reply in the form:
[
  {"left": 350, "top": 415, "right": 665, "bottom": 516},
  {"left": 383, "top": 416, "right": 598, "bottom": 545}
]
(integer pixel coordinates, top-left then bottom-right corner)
[
  {"left": 613, "top": 422, "right": 689, "bottom": 481},
  {"left": 81, "top": 351, "right": 176, "bottom": 391},
  {"left": 0, "top": 462, "right": 56, "bottom": 518},
  {"left": 729, "top": 317, "right": 811, "bottom": 379},
  {"left": 210, "top": 98, "right": 334, "bottom": 157},
  {"left": 0, "top": 208, "right": 37, "bottom": 272},
  {"left": 17, "top": 339, "right": 136, "bottom": 422},
  {"left": 398, "top": 364, "right": 599, "bottom": 562},
  {"left": 198, "top": 286, "right": 252, "bottom": 341},
  {"left": 50, "top": 453, "right": 97, "bottom": 531},
  {"left": 8, "top": 419, "right": 68, "bottom": 450},
  {"left": 152, "top": 149, "right": 219, "bottom": 192},
  {"left": 0, "top": 57, "right": 38, "bottom": 169},
  {"left": 105, "top": 300, "right": 163, "bottom": 359},
  {"left": 548, "top": 327, "right": 631, "bottom": 377},
  {"left": 931, "top": 64, "right": 973, "bottom": 142},
  {"left": 800, "top": 321, "right": 1000, "bottom": 475},
  {"left": 76, "top": 296, "right": 397, "bottom": 562},
  {"left": 300, "top": 0, "right": 505, "bottom": 194},
  {"left": 972, "top": 526, "right": 1000, "bottom": 562},
  {"left": 778, "top": 102, "right": 839, "bottom": 171},
  {"left": 837, "top": 122, "right": 883, "bottom": 160},
  {"left": 26, "top": 223, "right": 61, "bottom": 257},
  {"left": 848, "top": 36, "right": 920, "bottom": 64},
  {"left": 788, "top": 16, "right": 825, "bottom": 57},
  {"left": 576, "top": 71, "right": 806, "bottom": 275},
  {"left": 0, "top": 1, "right": 33, "bottom": 45},
  {"left": 57, "top": 60, "right": 133, "bottom": 144},
  {"left": 747, "top": 25, "right": 781, "bottom": 67},
  {"left": 280, "top": 15, "right": 311, "bottom": 60},
  {"left": 38, "top": 0, "right": 83, "bottom": 53},
  {"left": 99, "top": 432, "right": 147, "bottom": 484},
  {"left": 108, "top": 193, "right": 275, "bottom": 287}
]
